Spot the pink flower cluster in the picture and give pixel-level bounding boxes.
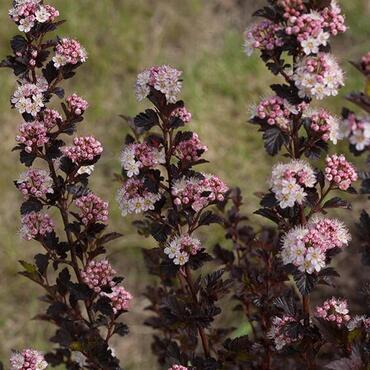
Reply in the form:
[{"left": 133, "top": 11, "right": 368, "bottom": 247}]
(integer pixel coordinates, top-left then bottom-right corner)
[
  {"left": 293, "top": 53, "right": 344, "bottom": 99},
  {"left": 16, "top": 121, "right": 49, "bottom": 153},
  {"left": 74, "top": 192, "right": 109, "bottom": 226},
  {"left": 10, "top": 348, "right": 48, "bottom": 370},
  {"left": 11, "top": 83, "right": 45, "bottom": 117},
  {"left": 270, "top": 160, "right": 316, "bottom": 209},
  {"left": 117, "top": 178, "right": 161, "bottom": 216},
  {"left": 81, "top": 260, "right": 116, "bottom": 293},
  {"left": 42, "top": 108, "right": 62, "bottom": 129},
  {"left": 277, "top": 0, "right": 306, "bottom": 19},
  {"left": 164, "top": 234, "right": 202, "bottom": 266},
  {"left": 20, "top": 212, "right": 54, "bottom": 241},
  {"left": 267, "top": 315, "right": 302, "bottom": 350},
  {"left": 361, "top": 51, "right": 370, "bottom": 74},
  {"left": 136, "top": 65, "right": 182, "bottom": 103},
  {"left": 17, "top": 169, "right": 53, "bottom": 199},
  {"left": 315, "top": 297, "right": 350, "bottom": 327},
  {"left": 325, "top": 154, "right": 358, "bottom": 190},
  {"left": 66, "top": 94, "right": 88, "bottom": 115},
  {"left": 244, "top": 20, "right": 284, "bottom": 56},
  {"left": 168, "top": 366, "right": 188, "bottom": 370},
  {"left": 120, "top": 142, "right": 165, "bottom": 177},
  {"left": 172, "top": 174, "right": 228, "bottom": 212},
  {"left": 175, "top": 133, "right": 208, "bottom": 162},
  {"left": 347, "top": 315, "right": 370, "bottom": 331},
  {"left": 308, "top": 109, "right": 340, "bottom": 144},
  {"left": 102, "top": 285, "right": 133, "bottom": 314},
  {"left": 52, "top": 38, "right": 87, "bottom": 69},
  {"left": 9, "top": 1, "right": 59, "bottom": 33},
  {"left": 281, "top": 217, "right": 350, "bottom": 274},
  {"left": 321, "top": 1, "right": 347, "bottom": 36},
  {"left": 340, "top": 112, "right": 370, "bottom": 151},
  {"left": 254, "top": 96, "right": 297, "bottom": 131},
  {"left": 81, "top": 260, "right": 132, "bottom": 313},
  {"left": 62, "top": 136, "right": 103, "bottom": 164},
  {"left": 170, "top": 107, "right": 192, "bottom": 124}
]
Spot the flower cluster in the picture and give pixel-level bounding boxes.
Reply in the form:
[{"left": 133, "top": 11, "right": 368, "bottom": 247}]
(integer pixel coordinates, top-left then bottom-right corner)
[
  {"left": 16, "top": 169, "right": 53, "bottom": 199},
  {"left": 340, "top": 112, "right": 370, "bottom": 151},
  {"left": 315, "top": 297, "right": 350, "bottom": 327},
  {"left": 102, "top": 286, "right": 133, "bottom": 314},
  {"left": 347, "top": 315, "right": 370, "bottom": 331},
  {"left": 74, "top": 192, "right": 109, "bottom": 226},
  {"left": 20, "top": 212, "right": 54, "bottom": 241},
  {"left": 293, "top": 53, "right": 344, "bottom": 99},
  {"left": 120, "top": 142, "right": 165, "bottom": 177},
  {"left": 170, "top": 106, "right": 192, "bottom": 123},
  {"left": 116, "top": 178, "right": 161, "bottom": 216},
  {"left": 325, "top": 154, "right": 358, "bottom": 190},
  {"left": 62, "top": 136, "right": 103, "bottom": 164},
  {"left": 267, "top": 315, "right": 302, "bottom": 350},
  {"left": 10, "top": 348, "right": 48, "bottom": 370},
  {"left": 16, "top": 121, "right": 49, "bottom": 153},
  {"left": 41, "top": 108, "right": 62, "bottom": 129},
  {"left": 52, "top": 38, "right": 87, "bottom": 69},
  {"left": 66, "top": 94, "right": 88, "bottom": 116},
  {"left": 281, "top": 217, "right": 350, "bottom": 274},
  {"left": 11, "top": 83, "right": 45, "bottom": 117},
  {"left": 307, "top": 109, "right": 340, "bottom": 144},
  {"left": 270, "top": 160, "right": 316, "bottom": 208},
  {"left": 361, "top": 51, "right": 370, "bottom": 74},
  {"left": 164, "top": 234, "right": 202, "bottom": 265},
  {"left": 252, "top": 96, "right": 305, "bottom": 131},
  {"left": 243, "top": 20, "right": 284, "bottom": 56},
  {"left": 172, "top": 174, "right": 228, "bottom": 212},
  {"left": 135, "top": 65, "right": 182, "bottom": 103},
  {"left": 9, "top": 0, "right": 59, "bottom": 33},
  {"left": 277, "top": 0, "right": 306, "bottom": 19},
  {"left": 81, "top": 259, "right": 116, "bottom": 293},
  {"left": 81, "top": 260, "right": 132, "bottom": 313},
  {"left": 175, "top": 133, "right": 208, "bottom": 162}
]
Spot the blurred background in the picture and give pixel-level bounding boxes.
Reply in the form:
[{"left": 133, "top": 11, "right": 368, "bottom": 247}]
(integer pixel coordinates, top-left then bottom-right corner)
[{"left": 0, "top": 0, "right": 369, "bottom": 368}]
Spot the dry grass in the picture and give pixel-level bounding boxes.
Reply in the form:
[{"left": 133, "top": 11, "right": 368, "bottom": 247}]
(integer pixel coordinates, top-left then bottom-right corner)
[{"left": 0, "top": 0, "right": 369, "bottom": 368}]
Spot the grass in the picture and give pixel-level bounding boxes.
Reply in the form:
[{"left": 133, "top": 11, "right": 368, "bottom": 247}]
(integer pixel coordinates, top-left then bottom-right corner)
[{"left": 0, "top": 0, "right": 369, "bottom": 368}]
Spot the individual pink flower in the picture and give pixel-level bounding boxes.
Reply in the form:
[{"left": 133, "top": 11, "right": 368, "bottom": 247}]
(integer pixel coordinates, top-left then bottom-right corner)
[
  {"left": 66, "top": 94, "right": 88, "bottom": 115},
  {"left": 16, "top": 169, "right": 53, "bottom": 199},
  {"left": 10, "top": 348, "right": 48, "bottom": 370},
  {"left": 244, "top": 20, "right": 284, "bottom": 56},
  {"left": 62, "top": 136, "right": 103, "bottom": 164},
  {"left": 175, "top": 133, "right": 208, "bottom": 162},
  {"left": 315, "top": 297, "right": 351, "bottom": 327},
  {"left": 74, "top": 192, "right": 109, "bottom": 225},
  {"left": 53, "top": 38, "right": 87, "bottom": 68},
  {"left": 267, "top": 315, "right": 302, "bottom": 350},
  {"left": 116, "top": 178, "right": 161, "bottom": 216},
  {"left": 41, "top": 108, "right": 62, "bottom": 129},
  {"left": 81, "top": 260, "right": 116, "bottom": 293},
  {"left": 20, "top": 212, "right": 55, "bottom": 241},
  {"left": 103, "top": 285, "right": 133, "bottom": 314},
  {"left": 170, "top": 107, "right": 192, "bottom": 123},
  {"left": 135, "top": 65, "right": 182, "bottom": 103},
  {"left": 325, "top": 154, "right": 358, "bottom": 190}
]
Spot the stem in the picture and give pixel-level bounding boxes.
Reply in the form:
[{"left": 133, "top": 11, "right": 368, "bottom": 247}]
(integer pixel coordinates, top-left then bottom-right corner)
[
  {"left": 302, "top": 294, "right": 310, "bottom": 327},
  {"left": 184, "top": 264, "right": 211, "bottom": 357}
]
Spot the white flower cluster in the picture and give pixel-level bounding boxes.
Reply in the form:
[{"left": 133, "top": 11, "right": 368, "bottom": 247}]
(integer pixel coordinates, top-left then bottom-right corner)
[
  {"left": 120, "top": 143, "right": 165, "bottom": 178},
  {"left": 270, "top": 160, "right": 316, "bottom": 208},
  {"left": 164, "top": 234, "right": 201, "bottom": 266},
  {"left": 293, "top": 53, "right": 344, "bottom": 100},
  {"left": 11, "top": 82, "right": 45, "bottom": 117}
]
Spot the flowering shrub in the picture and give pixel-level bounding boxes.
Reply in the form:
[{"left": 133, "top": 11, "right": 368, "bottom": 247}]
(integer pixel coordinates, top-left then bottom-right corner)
[{"left": 1, "top": 1, "right": 131, "bottom": 369}]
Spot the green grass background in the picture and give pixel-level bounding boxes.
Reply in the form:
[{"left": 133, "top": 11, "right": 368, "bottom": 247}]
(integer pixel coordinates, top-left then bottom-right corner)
[{"left": 0, "top": 1, "right": 369, "bottom": 368}]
